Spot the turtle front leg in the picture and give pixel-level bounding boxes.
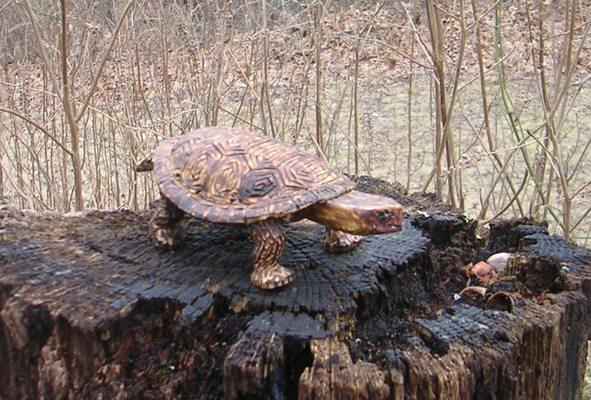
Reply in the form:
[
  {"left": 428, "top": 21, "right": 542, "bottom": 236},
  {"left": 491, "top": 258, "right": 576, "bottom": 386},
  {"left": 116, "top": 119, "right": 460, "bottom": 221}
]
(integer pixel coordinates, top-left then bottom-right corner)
[
  {"left": 250, "top": 219, "right": 294, "bottom": 290},
  {"left": 149, "top": 197, "right": 186, "bottom": 249},
  {"left": 325, "top": 229, "right": 362, "bottom": 254}
]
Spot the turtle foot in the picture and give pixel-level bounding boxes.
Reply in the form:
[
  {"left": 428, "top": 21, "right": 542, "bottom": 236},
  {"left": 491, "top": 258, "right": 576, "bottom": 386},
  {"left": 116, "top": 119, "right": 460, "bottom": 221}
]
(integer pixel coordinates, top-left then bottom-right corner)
[
  {"left": 325, "top": 229, "right": 362, "bottom": 254},
  {"left": 150, "top": 223, "right": 185, "bottom": 249},
  {"left": 250, "top": 264, "right": 294, "bottom": 290}
]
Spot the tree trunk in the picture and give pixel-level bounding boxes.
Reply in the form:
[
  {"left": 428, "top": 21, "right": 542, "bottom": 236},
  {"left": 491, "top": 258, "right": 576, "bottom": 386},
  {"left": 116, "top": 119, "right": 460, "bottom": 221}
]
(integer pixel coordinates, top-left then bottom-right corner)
[{"left": 0, "top": 177, "right": 589, "bottom": 399}]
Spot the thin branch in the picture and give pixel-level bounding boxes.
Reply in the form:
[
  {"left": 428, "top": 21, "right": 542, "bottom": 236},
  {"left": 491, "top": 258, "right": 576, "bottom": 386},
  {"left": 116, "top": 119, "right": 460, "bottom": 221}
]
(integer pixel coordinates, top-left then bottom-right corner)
[
  {"left": 0, "top": 107, "right": 73, "bottom": 156},
  {"left": 21, "top": 0, "right": 63, "bottom": 101},
  {"left": 75, "top": 0, "right": 135, "bottom": 123},
  {"left": 0, "top": 0, "right": 14, "bottom": 14}
]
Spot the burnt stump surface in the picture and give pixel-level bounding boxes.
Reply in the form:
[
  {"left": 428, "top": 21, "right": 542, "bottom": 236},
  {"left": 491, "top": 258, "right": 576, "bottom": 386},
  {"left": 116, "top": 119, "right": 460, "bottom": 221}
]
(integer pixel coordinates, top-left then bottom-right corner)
[{"left": 1, "top": 176, "right": 590, "bottom": 399}]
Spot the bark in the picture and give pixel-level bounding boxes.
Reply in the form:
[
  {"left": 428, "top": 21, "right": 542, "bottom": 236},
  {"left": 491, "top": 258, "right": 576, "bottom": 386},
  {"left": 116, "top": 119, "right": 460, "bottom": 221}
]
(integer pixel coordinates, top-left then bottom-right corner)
[{"left": 0, "top": 178, "right": 590, "bottom": 399}]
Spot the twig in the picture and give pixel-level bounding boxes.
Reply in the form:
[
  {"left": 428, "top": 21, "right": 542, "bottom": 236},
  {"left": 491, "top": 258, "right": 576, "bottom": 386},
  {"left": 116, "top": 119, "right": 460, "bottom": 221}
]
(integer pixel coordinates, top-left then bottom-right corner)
[
  {"left": 0, "top": 106, "right": 73, "bottom": 156},
  {"left": 75, "top": 0, "right": 134, "bottom": 123}
]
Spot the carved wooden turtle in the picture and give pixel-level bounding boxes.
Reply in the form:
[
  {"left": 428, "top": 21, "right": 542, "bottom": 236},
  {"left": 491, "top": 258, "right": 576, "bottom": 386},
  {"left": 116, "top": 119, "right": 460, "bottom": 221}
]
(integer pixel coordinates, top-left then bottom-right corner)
[{"left": 137, "top": 127, "right": 404, "bottom": 289}]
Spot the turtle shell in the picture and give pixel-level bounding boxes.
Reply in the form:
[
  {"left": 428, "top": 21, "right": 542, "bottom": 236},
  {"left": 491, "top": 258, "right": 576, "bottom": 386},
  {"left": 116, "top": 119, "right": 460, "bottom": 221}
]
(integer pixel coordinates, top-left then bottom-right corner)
[{"left": 153, "top": 127, "right": 355, "bottom": 224}]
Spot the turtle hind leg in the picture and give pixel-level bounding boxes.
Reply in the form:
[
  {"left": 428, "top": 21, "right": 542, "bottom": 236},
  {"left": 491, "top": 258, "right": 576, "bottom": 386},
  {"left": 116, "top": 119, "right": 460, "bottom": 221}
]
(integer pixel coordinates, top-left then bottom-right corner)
[
  {"left": 250, "top": 219, "right": 294, "bottom": 290},
  {"left": 325, "top": 229, "right": 362, "bottom": 254},
  {"left": 149, "top": 196, "right": 186, "bottom": 249}
]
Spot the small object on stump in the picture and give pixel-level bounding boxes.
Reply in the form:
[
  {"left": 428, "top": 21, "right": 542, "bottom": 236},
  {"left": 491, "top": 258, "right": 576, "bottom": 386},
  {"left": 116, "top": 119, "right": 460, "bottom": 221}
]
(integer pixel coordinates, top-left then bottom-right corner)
[
  {"left": 487, "top": 252, "right": 513, "bottom": 275},
  {"left": 1, "top": 178, "right": 591, "bottom": 399},
  {"left": 464, "top": 260, "right": 497, "bottom": 285},
  {"left": 137, "top": 127, "right": 404, "bottom": 289},
  {"left": 459, "top": 286, "right": 487, "bottom": 305},
  {"left": 486, "top": 291, "right": 516, "bottom": 312}
]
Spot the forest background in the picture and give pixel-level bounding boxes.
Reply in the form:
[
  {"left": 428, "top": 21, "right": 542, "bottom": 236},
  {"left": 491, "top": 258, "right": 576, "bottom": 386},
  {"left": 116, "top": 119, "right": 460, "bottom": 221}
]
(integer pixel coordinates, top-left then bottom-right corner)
[{"left": 0, "top": 0, "right": 590, "bottom": 395}]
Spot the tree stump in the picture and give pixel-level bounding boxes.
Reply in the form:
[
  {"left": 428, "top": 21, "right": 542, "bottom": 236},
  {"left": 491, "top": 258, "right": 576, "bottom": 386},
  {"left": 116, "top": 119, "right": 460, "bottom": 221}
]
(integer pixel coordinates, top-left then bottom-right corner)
[{"left": 1, "top": 177, "right": 590, "bottom": 399}]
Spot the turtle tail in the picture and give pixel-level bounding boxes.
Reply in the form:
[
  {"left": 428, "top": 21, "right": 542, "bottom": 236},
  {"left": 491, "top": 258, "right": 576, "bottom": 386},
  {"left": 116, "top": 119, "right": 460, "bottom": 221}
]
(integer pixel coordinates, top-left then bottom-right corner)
[{"left": 135, "top": 155, "right": 154, "bottom": 172}]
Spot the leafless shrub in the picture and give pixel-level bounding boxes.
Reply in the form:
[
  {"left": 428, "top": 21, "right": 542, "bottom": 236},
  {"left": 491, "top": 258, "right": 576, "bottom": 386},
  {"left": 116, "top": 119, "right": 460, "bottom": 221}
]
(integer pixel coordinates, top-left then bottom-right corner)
[{"left": 0, "top": 0, "right": 590, "bottom": 242}]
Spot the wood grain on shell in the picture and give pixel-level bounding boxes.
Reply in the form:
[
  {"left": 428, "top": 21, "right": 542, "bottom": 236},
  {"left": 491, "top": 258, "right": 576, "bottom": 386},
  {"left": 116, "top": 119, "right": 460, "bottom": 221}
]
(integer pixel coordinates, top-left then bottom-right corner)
[{"left": 153, "top": 127, "right": 355, "bottom": 224}]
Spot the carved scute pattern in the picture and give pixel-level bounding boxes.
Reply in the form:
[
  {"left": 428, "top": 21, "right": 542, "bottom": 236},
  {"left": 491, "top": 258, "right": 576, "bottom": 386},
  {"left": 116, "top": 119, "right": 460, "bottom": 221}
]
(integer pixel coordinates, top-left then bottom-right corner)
[{"left": 153, "top": 127, "right": 354, "bottom": 223}]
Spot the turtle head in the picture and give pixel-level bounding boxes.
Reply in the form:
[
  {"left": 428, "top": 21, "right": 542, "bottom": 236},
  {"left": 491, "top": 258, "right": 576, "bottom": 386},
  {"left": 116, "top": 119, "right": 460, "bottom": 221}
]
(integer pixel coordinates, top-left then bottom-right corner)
[
  {"left": 135, "top": 156, "right": 154, "bottom": 172},
  {"left": 304, "top": 190, "right": 404, "bottom": 235},
  {"left": 370, "top": 207, "right": 405, "bottom": 234}
]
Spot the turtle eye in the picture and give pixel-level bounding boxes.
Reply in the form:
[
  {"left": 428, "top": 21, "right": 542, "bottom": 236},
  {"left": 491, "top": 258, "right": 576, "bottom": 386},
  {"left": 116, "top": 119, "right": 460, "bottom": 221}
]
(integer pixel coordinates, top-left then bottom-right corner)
[{"left": 378, "top": 210, "right": 391, "bottom": 220}]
